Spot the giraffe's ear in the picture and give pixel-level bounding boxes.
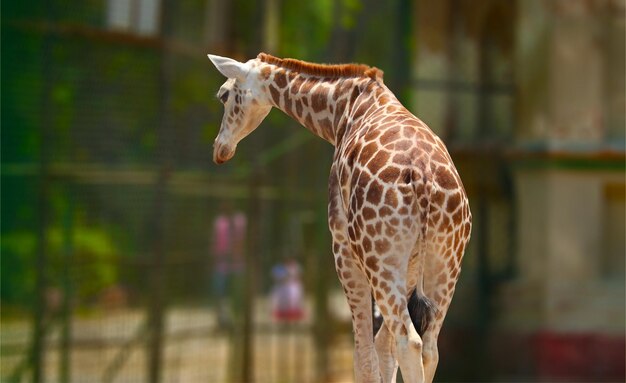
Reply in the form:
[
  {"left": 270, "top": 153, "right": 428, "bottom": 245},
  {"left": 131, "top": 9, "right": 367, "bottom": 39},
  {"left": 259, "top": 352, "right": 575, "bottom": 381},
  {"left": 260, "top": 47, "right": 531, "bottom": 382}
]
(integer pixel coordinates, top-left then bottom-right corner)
[{"left": 208, "top": 54, "right": 247, "bottom": 80}]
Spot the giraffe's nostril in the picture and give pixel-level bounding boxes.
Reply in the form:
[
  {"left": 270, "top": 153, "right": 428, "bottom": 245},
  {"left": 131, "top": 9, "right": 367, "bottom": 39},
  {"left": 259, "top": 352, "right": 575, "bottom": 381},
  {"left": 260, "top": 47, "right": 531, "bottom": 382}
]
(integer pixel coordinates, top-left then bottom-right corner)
[{"left": 219, "top": 146, "right": 230, "bottom": 160}]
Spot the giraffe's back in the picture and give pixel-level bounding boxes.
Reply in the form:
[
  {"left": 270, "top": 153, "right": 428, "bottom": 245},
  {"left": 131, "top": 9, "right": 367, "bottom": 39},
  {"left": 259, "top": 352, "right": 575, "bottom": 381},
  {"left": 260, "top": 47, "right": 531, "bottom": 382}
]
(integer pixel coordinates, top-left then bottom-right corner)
[
  {"left": 335, "top": 102, "right": 471, "bottom": 299},
  {"left": 337, "top": 104, "right": 469, "bottom": 219}
]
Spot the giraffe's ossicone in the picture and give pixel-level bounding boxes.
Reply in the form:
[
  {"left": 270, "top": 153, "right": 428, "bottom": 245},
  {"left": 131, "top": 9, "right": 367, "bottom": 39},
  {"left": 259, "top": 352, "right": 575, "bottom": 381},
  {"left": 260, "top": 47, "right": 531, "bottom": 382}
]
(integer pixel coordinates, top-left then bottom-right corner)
[{"left": 208, "top": 53, "right": 471, "bottom": 383}]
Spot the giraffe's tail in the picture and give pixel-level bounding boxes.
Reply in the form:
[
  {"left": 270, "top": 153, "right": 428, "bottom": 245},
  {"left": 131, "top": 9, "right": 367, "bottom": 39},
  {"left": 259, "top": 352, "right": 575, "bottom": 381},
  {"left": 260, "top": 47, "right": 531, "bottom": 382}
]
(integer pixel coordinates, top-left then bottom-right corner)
[
  {"left": 409, "top": 163, "right": 438, "bottom": 336},
  {"left": 407, "top": 288, "right": 438, "bottom": 336},
  {"left": 371, "top": 289, "right": 438, "bottom": 337}
]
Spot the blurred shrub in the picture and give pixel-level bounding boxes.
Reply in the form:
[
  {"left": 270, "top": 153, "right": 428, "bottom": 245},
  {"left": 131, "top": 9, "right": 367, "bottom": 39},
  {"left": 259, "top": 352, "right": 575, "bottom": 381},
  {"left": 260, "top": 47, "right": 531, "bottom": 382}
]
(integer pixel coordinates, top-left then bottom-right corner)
[{"left": 1, "top": 226, "right": 118, "bottom": 308}]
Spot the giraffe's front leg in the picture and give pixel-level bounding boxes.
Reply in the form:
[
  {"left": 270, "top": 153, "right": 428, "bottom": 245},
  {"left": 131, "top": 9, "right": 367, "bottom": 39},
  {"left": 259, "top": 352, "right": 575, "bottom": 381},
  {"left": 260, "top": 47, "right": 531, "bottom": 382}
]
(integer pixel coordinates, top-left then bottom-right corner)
[{"left": 375, "top": 323, "right": 398, "bottom": 383}]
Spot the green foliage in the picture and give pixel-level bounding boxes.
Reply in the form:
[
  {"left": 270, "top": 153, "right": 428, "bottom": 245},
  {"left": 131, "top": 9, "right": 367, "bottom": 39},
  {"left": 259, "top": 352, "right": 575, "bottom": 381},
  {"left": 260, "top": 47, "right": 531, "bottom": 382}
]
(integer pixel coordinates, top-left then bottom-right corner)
[
  {"left": 280, "top": 0, "right": 334, "bottom": 59},
  {"left": 1, "top": 232, "right": 37, "bottom": 306},
  {"left": 0, "top": 0, "right": 413, "bottom": 311},
  {"left": 340, "top": 0, "right": 363, "bottom": 29},
  {"left": 1, "top": 226, "right": 118, "bottom": 307}
]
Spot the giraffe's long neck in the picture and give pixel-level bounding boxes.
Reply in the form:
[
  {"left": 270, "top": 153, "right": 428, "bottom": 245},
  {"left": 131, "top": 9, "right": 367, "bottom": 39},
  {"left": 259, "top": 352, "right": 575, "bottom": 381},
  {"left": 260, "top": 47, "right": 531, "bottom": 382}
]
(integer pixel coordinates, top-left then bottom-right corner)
[{"left": 258, "top": 64, "right": 394, "bottom": 146}]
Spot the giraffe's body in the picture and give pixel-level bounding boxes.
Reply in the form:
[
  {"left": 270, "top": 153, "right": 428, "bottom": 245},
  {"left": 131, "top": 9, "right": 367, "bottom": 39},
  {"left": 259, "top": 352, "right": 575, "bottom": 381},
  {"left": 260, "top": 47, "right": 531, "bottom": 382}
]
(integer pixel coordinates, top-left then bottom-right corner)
[{"left": 209, "top": 53, "right": 472, "bottom": 383}]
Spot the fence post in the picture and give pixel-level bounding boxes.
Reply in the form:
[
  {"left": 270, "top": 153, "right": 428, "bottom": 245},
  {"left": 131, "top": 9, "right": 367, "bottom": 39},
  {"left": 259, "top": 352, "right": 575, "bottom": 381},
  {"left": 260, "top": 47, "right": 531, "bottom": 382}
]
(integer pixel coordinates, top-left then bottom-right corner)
[
  {"left": 240, "top": 170, "right": 262, "bottom": 383},
  {"left": 312, "top": 217, "right": 330, "bottom": 383},
  {"left": 147, "top": 169, "right": 168, "bottom": 383},
  {"left": 146, "top": 2, "right": 174, "bottom": 381},
  {"left": 33, "top": 0, "right": 54, "bottom": 380},
  {"left": 59, "top": 184, "right": 74, "bottom": 383}
]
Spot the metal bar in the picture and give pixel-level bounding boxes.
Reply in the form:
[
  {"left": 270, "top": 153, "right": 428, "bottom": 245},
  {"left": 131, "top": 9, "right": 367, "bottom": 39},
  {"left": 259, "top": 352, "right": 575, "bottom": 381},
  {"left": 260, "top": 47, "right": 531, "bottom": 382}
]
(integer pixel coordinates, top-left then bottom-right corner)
[
  {"left": 7, "top": 316, "right": 57, "bottom": 382},
  {"left": 241, "top": 171, "right": 262, "bottom": 383},
  {"left": 2, "top": 322, "right": 316, "bottom": 354},
  {"left": 0, "top": 163, "right": 325, "bottom": 201},
  {"left": 102, "top": 323, "right": 148, "bottom": 383},
  {"left": 391, "top": 0, "right": 414, "bottom": 104},
  {"left": 32, "top": 1, "right": 54, "bottom": 381},
  {"left": 145, "top": 1, "right": 174, "bottom": 381},
  {"left": 5, "top": 20, "right": 206, "bottom": 59},
  {"left": 59, "top": 184, "right": 74, "bottom": 383}
]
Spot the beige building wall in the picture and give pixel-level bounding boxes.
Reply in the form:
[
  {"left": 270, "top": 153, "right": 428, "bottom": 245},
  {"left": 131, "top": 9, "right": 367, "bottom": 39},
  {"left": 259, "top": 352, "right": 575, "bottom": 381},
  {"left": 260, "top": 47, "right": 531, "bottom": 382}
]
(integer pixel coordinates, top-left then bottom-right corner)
[
  {"left": 502, "top": 169, "right": 625, "bottom": 333},
  {"left": 516, "top": 0, "right": 624, "bottom": 145},
  {"left": 411, "top": 0, "right": 624, "bottom": 338},
  {"left": 505, "top": 0, "right": 626, "bottom": 336}
]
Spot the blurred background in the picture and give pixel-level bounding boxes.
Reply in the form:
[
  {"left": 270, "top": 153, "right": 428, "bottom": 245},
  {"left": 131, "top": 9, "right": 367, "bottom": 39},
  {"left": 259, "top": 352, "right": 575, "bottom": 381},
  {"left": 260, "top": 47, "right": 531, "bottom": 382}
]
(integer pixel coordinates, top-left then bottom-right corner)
[{"left": 2, "top": 0, "right": 624, "bottom": 382}]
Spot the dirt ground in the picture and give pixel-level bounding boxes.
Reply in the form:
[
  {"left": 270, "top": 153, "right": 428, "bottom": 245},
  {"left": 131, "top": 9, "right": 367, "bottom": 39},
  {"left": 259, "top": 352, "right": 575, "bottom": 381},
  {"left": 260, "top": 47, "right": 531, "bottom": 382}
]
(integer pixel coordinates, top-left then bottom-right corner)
[{"left": 1, "top": 298, "right": 355, "bottom": 383}]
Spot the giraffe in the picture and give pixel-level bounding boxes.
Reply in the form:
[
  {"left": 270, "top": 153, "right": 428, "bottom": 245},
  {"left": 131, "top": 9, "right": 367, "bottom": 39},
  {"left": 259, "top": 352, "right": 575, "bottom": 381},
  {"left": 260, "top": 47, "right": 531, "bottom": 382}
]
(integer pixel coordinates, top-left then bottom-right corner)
[{"left": 208, "top": 53, "right": 472, "bottom": 383}]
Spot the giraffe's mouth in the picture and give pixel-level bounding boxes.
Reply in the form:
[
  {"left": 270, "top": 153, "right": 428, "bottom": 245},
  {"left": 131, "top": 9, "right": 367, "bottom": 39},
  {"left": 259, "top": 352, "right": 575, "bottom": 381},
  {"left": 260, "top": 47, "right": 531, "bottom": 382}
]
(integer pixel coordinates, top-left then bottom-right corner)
[{"left": 213, "top": 143, "right": 235, "bottom": 164}]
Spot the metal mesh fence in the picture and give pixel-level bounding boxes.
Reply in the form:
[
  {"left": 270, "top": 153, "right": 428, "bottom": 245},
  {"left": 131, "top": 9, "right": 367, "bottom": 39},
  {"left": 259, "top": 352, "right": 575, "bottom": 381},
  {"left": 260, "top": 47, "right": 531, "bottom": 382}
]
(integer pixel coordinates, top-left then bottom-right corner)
[
  {"left": 2, "top": 1, "right": 530, "bottom": 382},
  {"left": 2, "top": 2, "right": 349, "bottom": 382}
]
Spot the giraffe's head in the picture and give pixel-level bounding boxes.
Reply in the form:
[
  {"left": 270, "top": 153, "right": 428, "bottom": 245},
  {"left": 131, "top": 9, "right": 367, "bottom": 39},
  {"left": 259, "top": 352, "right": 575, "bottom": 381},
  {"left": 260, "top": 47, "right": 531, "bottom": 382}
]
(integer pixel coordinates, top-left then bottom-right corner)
[{"left": 208, "top": 54, "right": 272, "bottom": 164}]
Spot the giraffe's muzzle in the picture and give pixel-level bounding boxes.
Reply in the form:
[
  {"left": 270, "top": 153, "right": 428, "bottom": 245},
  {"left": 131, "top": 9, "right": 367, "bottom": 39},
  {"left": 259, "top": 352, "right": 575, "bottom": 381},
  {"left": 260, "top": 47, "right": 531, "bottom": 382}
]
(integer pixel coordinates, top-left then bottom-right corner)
[{"left": 213, "top": 142, "right": 235, "bottom": 164}]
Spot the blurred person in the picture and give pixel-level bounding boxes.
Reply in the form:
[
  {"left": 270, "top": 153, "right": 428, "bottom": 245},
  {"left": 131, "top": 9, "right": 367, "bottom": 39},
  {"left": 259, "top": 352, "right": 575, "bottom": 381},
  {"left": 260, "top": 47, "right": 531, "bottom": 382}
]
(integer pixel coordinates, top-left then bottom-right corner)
[
  {"left": 230, "top": 210, "right": 246, "bottom": 273},
  {"left": 99, "top": 284, "right": 128, "bottom": 311},
  {"left": 210, "top": 201, "right": 246, "bottom": 328},
  {"left": 270, "top": 258, "right": 304, "bottom": 322},
  {"left": 45, "top": 286, "right": 62, "bottom": 314}
]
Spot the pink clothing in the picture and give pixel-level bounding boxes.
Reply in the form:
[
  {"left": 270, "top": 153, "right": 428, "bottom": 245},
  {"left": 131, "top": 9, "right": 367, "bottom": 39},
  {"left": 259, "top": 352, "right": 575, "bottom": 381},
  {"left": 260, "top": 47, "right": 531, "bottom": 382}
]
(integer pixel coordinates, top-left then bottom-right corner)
[
  {"left": 231, "top": 212, "right": 247, "bottom": 264},
  {"left": 212, "top": 212, "right": 246, "bottom": 273},
  {"left": 213, "top": 216, "right": 231, "bottom": 255}
]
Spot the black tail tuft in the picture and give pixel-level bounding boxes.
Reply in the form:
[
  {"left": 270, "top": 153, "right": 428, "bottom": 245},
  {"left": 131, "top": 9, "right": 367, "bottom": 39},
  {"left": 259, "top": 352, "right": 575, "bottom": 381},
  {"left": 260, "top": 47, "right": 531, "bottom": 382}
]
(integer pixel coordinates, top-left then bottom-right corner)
[
  {"left": 407, "top": 289, "right": 437, "bottom": 336},
  {"left": 372, "top": 289, "right": 438, "bottom": 337}
]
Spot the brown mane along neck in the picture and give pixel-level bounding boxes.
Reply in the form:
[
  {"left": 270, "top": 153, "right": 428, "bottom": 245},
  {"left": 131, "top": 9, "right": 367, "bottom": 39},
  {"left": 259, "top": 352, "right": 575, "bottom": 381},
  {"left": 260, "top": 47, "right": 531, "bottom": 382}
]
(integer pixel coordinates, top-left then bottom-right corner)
[{"left": 257, "top": 52, "right": 384, "bottom": 81}]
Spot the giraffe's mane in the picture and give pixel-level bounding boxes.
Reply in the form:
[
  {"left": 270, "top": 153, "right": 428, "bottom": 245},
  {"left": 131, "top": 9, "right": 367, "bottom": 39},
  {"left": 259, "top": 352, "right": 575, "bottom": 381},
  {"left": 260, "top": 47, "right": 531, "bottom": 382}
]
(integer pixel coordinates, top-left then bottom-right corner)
[{"left": 257, "top": 53, "right": 384, "bottom": 81}]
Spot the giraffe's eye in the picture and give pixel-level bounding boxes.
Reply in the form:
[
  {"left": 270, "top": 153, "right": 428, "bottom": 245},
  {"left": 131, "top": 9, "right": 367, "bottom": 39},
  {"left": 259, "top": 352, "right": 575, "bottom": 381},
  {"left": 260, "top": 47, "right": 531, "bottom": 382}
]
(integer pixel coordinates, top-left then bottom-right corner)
[{"left": 219, "top": 90, "right": 229, "bottom": 104}]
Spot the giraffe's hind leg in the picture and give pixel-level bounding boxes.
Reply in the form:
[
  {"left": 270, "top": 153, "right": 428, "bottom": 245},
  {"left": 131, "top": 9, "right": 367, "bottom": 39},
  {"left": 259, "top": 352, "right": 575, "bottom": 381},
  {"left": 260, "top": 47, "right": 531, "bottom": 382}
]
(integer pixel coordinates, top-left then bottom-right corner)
[
  {"left": 373, "top": 280, "right": 425, "bottom": 383},
  {"left": 422, "top": 330, "right": 440, "bottom": 383},
  {"left": 365, "top": 249, "right": 425, "bottom": 381},
  {"left": 333, "top": 241, "right": 380, "bottom": 383},
  {"left": 374, "top": 289, "right": 435, "bottom": 383},
  {"left": 328, "top": 167, "right": 380, "bottom": 383},
  {"left": 420, "top": 219, "right": 470, "bottom": 382}
]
